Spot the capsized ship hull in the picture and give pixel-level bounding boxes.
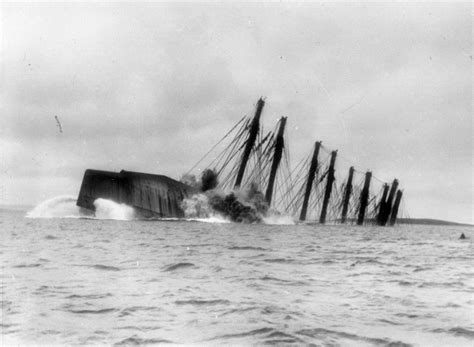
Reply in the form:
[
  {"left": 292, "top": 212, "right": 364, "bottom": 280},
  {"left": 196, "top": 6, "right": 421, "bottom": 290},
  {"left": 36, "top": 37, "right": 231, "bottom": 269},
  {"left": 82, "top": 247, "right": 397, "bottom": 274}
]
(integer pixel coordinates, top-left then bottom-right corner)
[{"left": 76, "top": 169, "right": 196, "bottom": 218}]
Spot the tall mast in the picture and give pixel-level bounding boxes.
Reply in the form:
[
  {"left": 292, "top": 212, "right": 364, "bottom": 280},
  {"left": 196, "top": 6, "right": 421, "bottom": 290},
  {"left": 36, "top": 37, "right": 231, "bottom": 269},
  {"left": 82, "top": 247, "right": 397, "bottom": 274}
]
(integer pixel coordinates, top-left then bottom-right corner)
[
  {"left": 319, "top": 150, "right": 337, "bottom": 224},
  {"left": 234, "top": 98, "right": 265, "bottom": 189},
  {"left": 357, "top": 171, "right": 372, "bottom": 225},
  {"left": 376, "top": 183, "right": 389, "bottom": 225},
  {"left": 389, "top": 190, "right": 403, "bottom": 226},
  {"left": 299, "top": 141, "right": 321, "bottom": 221},
  {"left": 380, "top": 179, "right": 398, "bottom": 226},
  {"left": 341, "top": 166, "right": 354, "bottom": 224},
  {"left": 265, "top": 117, "right": 287, "bottom": 205}
]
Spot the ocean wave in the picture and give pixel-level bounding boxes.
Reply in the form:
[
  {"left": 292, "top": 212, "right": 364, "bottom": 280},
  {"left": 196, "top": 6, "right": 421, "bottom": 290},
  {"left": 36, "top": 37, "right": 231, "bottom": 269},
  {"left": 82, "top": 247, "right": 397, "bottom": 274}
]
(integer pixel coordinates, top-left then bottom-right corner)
[
  {"left": 91, "top": 264, "right": 121, "bottom": 271},
  {"left": 207, "top": 327, "right": 274, "bottom": 340},
  {"left": 114, "top": 336, "right": 173, "bottom": 345},
  {"left": 296, "top": 328, "right": 412, "bottom": 346},
  {"left": 418, "top": 281, "right": 465, "bottom": 289},
  {"left": 68, "top": 308, "right": 118, "bottom": 314},
  {"left": 163, "top": 262, "right": 195, "bottom": 271},
  {"left": 260, "top": 275, "right": 308, "bottom": 286},
  {"left": 218, "top": 306, "right": 259, "bottom": 317},
  {"left": 175, "top": 299, "right": 230, "bottom": 306},
  {"left": 45, "top": 235, "right": 58, "bottom": 240},
  {"left": 263, "top": 258, "right": 296, "bottom": 264},
  {"left": 13, "top": 263, "right": 41, "bottom": 268},
  {"left": 120, "top": 306, "right": 162, "bottom": 314},
  {"left": 431, "top": 327, "right": 474, "bottom": 338},
  {"left": 208, "top": 327, "right": 304, "bottom": 344},
  {"left": 228, "top": 246, "right": 267, "bottom": 251},
  {"left": 66, "top": 293, "right": 113, "bottom": 300}
]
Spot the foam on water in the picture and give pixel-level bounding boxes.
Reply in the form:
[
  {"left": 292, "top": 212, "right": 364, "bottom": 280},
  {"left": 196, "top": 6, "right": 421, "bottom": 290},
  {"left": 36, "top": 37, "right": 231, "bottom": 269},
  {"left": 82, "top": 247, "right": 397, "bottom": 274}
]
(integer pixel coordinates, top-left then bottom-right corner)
[
  {"left": 26, "top": 195, "right": 135, "bottom": 221},
  {"left": 186, "top": 216, "right": 231, "bottom": 224},
  {"left": 262, "top": 211, "right": 295, "bottom": 225}
]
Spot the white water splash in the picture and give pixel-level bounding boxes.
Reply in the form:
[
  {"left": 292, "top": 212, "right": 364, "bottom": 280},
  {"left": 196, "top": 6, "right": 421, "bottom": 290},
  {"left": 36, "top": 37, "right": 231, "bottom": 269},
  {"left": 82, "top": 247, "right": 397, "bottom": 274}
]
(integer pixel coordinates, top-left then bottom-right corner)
[
  {"left": 187, "top": 216, "right": 231, "bottom": 224},
  {"left": 262, "top": 212, "right": 295, "bottom": 225},
  {"left": 181, "top": 193, "right": 212, "bottom": 218},
  {"left": 93, "top": 198, "right": 135, "bottom": 220},
  {"left": 26, "top": 195, "right": 135, "bottom": 221},
  {"left": 181, "top": 193, "right": 230, "bottom": 223},
  {"left": 26, "top": 195, "right": 83, "bottom": 219},
  {"left": 181, "top": 192, "right": 294, "bottom": 225}
]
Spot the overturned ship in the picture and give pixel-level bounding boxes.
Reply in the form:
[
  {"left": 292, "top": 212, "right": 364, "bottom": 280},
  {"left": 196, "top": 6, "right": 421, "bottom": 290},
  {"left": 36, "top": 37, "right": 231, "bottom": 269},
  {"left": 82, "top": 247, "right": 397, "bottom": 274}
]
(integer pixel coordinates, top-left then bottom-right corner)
[
  {"left": 77, "top": 169, "right": 195, "bottom": 218},
  {"left": 77, "top": 98, "right": 404, "bottom": 224},
  {"left": 76, "top": 99, "right": 267, "bottom": 219}
]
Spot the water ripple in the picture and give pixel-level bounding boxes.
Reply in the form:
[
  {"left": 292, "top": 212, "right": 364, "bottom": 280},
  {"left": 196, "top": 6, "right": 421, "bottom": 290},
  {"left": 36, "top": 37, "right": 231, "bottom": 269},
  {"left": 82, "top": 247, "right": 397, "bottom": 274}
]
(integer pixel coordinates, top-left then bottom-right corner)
[
  {"left": 208, "top": 327, "right": 274, "bottom": 340},
  {"left": 175, "top": 299, "right": 230, "bottom": 306},
  {"left": 91, "top": 264, "right": 121, "bottom": 271},
  {"left": 13, "top": 263, "right": 41, "bottom": 268},
  {"left": 114, "top": 336, "right": 173, "bottom": 345},
  {"left": 432, "top": 327, "right": 474, "bottom": 338},
  {"left": 228, "top": 246, "right": 267, "bottom": 251},
  {"left": 68, "top": 308, "right": 118, "bottom": 314},
  {"left": 296, "top": 328, "right": 412, "bottom": 346},
  {"left": 163, "top": 262, "right": 195, "bottom": 271}
]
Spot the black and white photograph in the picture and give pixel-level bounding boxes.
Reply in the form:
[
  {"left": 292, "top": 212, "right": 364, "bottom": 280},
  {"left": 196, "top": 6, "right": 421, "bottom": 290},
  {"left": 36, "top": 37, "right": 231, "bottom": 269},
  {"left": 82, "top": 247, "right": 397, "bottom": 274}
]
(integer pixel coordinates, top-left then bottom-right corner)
[{"left": 1, "top": 1, "right": 472, "bottom": 345}]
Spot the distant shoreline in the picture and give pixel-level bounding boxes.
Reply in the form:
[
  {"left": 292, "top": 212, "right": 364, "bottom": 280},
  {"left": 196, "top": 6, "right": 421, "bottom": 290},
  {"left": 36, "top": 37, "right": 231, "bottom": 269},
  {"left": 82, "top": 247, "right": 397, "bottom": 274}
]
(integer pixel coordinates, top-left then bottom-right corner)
[
  {"left": 396, "top": 218, "right": 473, "bottom": 227},
  {"left": 1, "top": 205, "right": 472, "bottom": 227}
]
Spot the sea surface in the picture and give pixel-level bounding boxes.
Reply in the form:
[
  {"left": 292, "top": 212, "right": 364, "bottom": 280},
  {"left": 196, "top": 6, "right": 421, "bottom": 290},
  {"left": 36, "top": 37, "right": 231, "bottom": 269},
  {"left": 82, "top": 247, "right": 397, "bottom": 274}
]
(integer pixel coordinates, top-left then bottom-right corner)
[{"left": 1, "top": 200, "right": 473, "bottom": 346}]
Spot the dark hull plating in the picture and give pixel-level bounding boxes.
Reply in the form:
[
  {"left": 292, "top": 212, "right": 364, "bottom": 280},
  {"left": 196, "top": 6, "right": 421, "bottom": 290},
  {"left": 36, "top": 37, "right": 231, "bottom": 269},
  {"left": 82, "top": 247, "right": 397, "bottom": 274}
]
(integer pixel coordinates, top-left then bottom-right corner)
[{"left": 76, "top": 169, "right": 195, "bottom": 218}]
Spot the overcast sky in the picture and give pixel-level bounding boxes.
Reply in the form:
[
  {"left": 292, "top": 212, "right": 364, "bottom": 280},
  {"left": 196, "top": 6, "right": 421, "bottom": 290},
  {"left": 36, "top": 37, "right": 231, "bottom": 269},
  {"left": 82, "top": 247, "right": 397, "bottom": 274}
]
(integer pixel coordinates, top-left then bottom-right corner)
[{"left": 1, "top": 2, "right": 472, "bottom": 223}]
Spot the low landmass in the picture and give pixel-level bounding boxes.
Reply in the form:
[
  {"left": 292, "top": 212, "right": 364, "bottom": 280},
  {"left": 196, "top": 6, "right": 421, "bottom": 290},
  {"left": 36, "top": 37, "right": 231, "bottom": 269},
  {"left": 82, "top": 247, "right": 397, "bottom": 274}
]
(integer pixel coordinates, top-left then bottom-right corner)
[{"left": 397, "top": 218, "right": 472, "bottom": 227}]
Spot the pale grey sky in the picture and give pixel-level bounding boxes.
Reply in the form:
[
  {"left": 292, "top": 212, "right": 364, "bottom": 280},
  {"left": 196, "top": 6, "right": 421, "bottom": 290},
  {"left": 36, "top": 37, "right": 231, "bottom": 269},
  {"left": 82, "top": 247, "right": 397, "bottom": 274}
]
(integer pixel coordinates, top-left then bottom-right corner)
[{"left": 1, "top": 2, "right": 472, "bottom": 223}]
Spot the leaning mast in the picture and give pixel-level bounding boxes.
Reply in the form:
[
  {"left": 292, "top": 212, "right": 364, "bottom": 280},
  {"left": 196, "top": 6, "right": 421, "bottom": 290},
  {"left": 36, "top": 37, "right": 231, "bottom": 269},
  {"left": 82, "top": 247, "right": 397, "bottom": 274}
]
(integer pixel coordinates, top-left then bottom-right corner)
[{"left": 234, "top": 98, "right": 265, "bottom": 189}]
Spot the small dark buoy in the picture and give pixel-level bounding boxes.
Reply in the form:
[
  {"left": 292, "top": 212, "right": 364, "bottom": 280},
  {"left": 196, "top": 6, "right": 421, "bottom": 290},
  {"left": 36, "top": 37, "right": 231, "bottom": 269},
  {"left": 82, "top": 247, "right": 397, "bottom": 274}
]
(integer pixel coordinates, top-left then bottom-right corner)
[{"left": 459, "top": 233, "right": 466, "bottom": 240}]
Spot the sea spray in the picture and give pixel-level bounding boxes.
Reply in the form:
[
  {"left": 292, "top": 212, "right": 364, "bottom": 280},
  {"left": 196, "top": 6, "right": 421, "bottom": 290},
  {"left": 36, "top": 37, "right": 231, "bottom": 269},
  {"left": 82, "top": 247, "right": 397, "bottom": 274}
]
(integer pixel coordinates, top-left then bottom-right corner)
[
  {"left": 180, "top": 193, "right": 215, "bottom": 219},
  {"left": 93, "top": 199, "right": 135, "bottom": 220},
  {"left": 26, "top": 195, "right": 85, "bottom": 218},
  {"left": 26, "top": 195, "right": 135, "bottom": 220},
  {"left": 262, "top": 213, "right": 295, "bottom": 225}
]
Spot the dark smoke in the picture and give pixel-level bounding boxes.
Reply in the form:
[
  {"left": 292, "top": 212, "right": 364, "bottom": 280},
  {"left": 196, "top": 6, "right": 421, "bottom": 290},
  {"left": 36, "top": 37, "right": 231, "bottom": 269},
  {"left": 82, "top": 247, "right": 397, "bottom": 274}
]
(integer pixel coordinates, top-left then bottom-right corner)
[
  {"left": 181, "top": 170, "right": 270, "bottom": 223},
  {"left": 201, "top": 169, "right": 218, "bottom": 192},
  {"left": 207, "top": 183, "right": 269, "bottom": 223}
]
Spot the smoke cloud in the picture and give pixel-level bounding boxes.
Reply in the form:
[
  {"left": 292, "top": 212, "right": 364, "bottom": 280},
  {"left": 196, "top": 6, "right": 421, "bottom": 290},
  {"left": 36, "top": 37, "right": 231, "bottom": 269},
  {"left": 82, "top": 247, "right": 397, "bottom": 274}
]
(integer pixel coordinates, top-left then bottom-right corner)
[{"left": 181, "top": 182, "right": 273, "bottom": 223}]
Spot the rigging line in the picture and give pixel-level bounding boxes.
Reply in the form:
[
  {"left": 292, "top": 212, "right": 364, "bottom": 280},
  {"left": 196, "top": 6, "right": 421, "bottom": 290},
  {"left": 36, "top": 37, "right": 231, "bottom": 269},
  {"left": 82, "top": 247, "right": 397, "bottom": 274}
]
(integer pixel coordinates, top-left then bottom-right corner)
[
  {"left": 282, "top": 180, "right": 305, "bottom": 211},
  {"left": 216, "top": 142, "right": 243, "bottom": 177},
  {"left": 210, "top": 118, "right": 250, "bottom": 167},
  {"left": 216, "top": 144, "right": 243, "bottom": 176},
  {"left": 247, "top": 147, "right": 266, "bottom": 186},
  {"left": 287, "top": 155, "right": 309, "bottom": 182},
  {"left": 211, "top": 135, "right": 245, "bottom": 173},
  {"left": 244, "top": 143, "right": 273, "bottom": 183},
  {"left": 243, "top": 156, "right": 270, "bottom": 188},
  {"left": 284, "top": 181, "right": 306, "bottom": 212},
  {"left": 285, "top": 175, "right": 306, "bottom": 205},
  {"left": 186, "top": 115, "right": 248, "bottom": 175},
  {"left": 371, "top": 173, "right": 389, "bottom": 184},
  {"left": 285, "top": 166, "right": 311, "bottom": 198},
  {"left": 215, "top": 124, "right": 250, "bottom": 176},
  {"left": 280, "top": 164, "right": 295, "bottom": 209}
]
